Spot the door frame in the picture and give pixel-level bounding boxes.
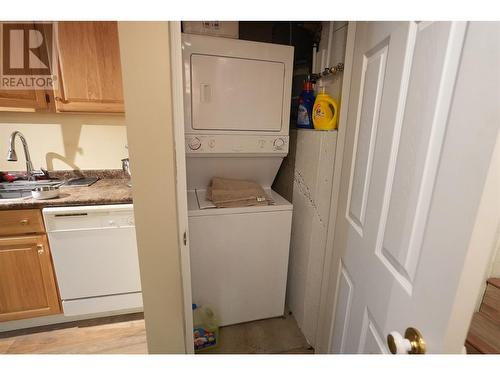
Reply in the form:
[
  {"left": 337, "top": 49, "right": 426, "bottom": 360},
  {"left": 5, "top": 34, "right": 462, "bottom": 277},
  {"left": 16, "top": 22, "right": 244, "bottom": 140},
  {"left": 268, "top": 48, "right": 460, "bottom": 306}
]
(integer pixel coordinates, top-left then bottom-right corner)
[
  {"left": 169, "top": 21, "right": 194, "bottom": 354},
  {"left": 315, "top": 21, "right": 500, "bottom": 354},
  {"left": 443, "top": 130, "right": 499, "bottom": 351},
  {"left": 118, "top": 21, "right": 192, "bottom": 353},
  {"left": 315, "top": 21, "right": 357, "bottom": 353}
]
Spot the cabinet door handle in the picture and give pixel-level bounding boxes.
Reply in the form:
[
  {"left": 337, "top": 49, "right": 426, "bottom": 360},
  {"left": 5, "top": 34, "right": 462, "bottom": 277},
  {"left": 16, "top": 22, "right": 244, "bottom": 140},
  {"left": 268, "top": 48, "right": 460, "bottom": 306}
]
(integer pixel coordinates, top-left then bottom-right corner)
[
  {"left": 55, "top": 96, "right": 70, "bottom": 104},
  {"left": 20, "top": 219, "right": 29, "bottom": 225},
  {"left": 37, "top": 244, "right": 44, "bottom": 255}
]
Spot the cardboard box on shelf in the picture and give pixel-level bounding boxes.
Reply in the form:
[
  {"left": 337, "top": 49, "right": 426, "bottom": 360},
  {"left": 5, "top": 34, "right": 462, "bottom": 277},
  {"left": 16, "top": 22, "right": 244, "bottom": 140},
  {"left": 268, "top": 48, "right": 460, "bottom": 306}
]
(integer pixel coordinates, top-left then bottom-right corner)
[{"left": 182, "top": 21, "right": 239, "bottom": 39}]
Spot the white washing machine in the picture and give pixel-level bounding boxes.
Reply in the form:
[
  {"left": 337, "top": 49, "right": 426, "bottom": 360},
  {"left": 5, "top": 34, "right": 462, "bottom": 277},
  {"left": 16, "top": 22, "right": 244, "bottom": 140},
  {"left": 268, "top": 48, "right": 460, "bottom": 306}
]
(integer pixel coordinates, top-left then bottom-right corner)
[{"left": 182, "top": 34, "right": 294, "bottom": 326}]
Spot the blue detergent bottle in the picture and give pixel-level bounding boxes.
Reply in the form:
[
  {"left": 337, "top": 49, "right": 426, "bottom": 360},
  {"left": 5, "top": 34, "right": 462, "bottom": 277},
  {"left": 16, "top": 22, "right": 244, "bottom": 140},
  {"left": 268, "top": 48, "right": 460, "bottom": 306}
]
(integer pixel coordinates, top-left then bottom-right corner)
[{"left": 296, "top": 79, "right": 315, "bottom": 129}]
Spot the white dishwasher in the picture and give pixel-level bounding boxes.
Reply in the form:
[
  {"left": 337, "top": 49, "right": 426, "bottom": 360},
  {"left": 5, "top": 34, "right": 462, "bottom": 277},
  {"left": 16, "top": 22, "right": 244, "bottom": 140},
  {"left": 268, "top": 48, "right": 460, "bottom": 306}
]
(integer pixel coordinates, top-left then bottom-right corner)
[{"left": 43, "top": 204, "right": 143, "bottom": 316}]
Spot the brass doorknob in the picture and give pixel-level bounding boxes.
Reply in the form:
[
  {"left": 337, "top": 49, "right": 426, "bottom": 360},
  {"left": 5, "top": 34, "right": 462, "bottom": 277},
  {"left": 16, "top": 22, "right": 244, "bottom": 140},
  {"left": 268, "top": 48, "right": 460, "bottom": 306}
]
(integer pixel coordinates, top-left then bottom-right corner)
[{"left": 387, "top": 327, "right": 426, "bottom": 354}]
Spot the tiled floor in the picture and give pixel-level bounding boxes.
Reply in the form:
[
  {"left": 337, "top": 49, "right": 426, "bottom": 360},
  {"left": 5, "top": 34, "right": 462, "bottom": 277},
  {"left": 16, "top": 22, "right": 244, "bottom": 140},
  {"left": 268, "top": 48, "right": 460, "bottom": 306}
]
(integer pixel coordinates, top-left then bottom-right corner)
[
  {"left": 0, "top": 311, "right": 313, "bottom": 354},
  {"left": 203, "top": 312, "right": 313, "bottom": 354}
]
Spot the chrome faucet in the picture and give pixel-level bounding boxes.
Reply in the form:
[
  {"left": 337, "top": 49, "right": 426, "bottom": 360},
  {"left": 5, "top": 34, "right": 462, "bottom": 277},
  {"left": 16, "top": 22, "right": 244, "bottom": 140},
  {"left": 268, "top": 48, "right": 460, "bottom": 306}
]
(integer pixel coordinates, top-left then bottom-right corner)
[{"left": 7, "top": 131, "right": 35, "bottom": 181}]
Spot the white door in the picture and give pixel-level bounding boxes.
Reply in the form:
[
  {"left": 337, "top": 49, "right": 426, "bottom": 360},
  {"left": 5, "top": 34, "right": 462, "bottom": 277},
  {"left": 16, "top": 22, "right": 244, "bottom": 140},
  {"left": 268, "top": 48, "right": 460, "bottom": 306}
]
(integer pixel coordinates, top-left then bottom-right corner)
[{"left": 329, "top": 21, "right": 500, "bottom": 353}]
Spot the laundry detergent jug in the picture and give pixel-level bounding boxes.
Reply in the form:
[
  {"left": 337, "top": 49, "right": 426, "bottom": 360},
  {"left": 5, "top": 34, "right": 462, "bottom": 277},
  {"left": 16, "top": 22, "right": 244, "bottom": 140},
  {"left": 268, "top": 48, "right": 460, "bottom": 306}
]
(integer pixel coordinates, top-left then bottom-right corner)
[
  {"left": 296, "top": 80, "right": 315, "bottom": 129},
  {"left": 193, "top": 304, "right": 219, "bottom": 351},
  {"left": 312, "top": 88, "right": 339, "bottom": 131}
]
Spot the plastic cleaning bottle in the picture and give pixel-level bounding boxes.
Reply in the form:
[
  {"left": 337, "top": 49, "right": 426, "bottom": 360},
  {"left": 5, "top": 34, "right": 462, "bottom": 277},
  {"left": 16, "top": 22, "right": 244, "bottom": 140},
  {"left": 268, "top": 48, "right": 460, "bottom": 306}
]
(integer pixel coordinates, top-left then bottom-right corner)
[
  {"left": 312, "top": 87, "right": 339, "bottom": 131},
  {"left": 192, "top": 304, "right": 219, "bottom": 351},
  {"left": 296, "top": 79, "right": 316, "bottom": 129}
]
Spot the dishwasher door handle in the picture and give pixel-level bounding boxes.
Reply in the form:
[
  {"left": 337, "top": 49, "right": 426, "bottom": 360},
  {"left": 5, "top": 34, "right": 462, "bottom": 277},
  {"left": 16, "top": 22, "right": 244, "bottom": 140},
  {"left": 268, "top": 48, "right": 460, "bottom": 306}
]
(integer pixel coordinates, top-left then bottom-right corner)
[{"left": 54, "top": 213, "right": 89, "bottom": 217}]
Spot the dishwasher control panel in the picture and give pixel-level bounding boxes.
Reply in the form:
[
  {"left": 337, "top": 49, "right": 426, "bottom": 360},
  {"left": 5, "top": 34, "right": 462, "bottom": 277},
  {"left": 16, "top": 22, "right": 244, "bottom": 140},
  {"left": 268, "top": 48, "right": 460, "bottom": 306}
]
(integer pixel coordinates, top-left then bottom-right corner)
[
  {"left": 105, "top": 214, "right": 134, "bottom": 228},
  {"left": 43, "top": 204, "right": 135, "bottom": 232}
]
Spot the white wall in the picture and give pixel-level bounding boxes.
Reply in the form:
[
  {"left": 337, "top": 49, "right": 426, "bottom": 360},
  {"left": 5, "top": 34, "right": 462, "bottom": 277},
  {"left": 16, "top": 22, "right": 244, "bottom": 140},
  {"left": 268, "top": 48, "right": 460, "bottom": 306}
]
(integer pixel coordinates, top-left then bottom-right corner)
[
  {"left": 488, "top": 237, "right": 500, "bottom": 277},
  {"left": 473, "top": 132, "right": 500, "bottom": 311},
  {"left": 285, "top": 21, "right": 348, "bottom": 347},
  {"left": 476, "top": 232, "right": 500, "bottom": 311},
  {"left": 313, "top": 22, "right": 348, "bottom": 102},
  {"left": 273, "top": 22, "right": 348, "bottom": 201},
  {"left": 0, "top": 113, "right": 127, "bottom": 171},
  {"left": 287, "top": 130, "right": 337, "bottom": 346},
  {"left": 118, "top": 21, "right": 187, "bottom": 354}
]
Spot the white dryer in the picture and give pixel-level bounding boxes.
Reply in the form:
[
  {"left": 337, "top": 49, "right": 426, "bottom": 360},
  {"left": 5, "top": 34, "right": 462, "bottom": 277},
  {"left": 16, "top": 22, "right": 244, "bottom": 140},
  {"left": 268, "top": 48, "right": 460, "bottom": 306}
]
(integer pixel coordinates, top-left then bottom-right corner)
[{"left": 182, "top": 34, "right": 294, "bottom": 326}]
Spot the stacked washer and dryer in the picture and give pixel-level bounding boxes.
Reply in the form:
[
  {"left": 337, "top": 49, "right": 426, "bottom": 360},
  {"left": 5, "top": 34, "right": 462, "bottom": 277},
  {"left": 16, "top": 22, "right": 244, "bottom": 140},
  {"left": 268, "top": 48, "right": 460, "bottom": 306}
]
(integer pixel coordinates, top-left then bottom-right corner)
[{"left": 182, "top": 34, "right": 295, "bottom": 326}]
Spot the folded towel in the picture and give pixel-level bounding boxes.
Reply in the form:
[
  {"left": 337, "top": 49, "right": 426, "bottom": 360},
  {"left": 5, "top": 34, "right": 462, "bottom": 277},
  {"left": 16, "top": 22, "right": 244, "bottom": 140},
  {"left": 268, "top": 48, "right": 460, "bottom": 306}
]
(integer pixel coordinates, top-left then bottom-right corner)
[{"left": 206, "top": 177, "right": 274, "bottom": 208}]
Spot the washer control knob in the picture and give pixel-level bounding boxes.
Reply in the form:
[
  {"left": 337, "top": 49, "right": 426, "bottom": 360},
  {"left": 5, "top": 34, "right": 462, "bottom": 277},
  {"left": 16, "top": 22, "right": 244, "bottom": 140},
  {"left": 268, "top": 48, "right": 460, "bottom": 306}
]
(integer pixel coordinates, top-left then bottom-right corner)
[
  {"left": 273, "top": 137, "right": 285, "bottom": 150},
  {"left": 188, "top": 137, "right": 202, "bottom": 151}
]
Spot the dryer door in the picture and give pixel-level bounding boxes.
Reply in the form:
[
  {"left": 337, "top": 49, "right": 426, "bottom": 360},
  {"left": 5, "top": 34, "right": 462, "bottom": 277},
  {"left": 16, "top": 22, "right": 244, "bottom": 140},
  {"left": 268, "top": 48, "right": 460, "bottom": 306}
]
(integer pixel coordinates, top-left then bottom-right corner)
[{"left": 190, "top": 54, "right": 285, "bottom": 131}]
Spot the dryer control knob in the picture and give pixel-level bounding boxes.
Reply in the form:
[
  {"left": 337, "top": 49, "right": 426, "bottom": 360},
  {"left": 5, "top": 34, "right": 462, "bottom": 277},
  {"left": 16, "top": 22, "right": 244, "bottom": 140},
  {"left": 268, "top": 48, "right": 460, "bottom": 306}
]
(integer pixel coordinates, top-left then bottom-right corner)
[
  {"left": 188, "top": 137, "right": 202, "bottom": 151},
  {"left": 273, "top": 137, "right": 285, "bottom": 150}
]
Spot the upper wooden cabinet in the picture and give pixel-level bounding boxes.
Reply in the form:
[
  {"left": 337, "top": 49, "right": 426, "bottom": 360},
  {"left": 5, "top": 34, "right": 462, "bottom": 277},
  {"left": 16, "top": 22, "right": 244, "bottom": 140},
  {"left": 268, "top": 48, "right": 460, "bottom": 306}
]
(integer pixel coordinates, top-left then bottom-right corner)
[
  {"left": 0, "top": 21, "right": 124, "bottom": 113},
  {"left": 0, "top": 22, "right": 52, "bottom": 112},
  {"left": 0, "top": 90, "right": 50, "bottom": 112},
  {"left": 55, "top": 22, "right": 125, "bottom": 113}
]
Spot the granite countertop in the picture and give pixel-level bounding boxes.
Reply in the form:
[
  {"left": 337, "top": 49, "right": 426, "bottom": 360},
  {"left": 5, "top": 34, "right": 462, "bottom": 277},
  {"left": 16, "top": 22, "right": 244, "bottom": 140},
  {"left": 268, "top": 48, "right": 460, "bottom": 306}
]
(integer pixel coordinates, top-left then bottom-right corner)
[{"left": 0, "top": 170, "right": 133, "bottom": 210}]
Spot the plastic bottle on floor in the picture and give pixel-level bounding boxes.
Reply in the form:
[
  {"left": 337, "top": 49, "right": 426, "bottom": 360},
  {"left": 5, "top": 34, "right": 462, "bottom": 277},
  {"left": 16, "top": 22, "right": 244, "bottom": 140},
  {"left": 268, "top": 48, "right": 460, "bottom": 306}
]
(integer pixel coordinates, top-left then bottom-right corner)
[{"left": 192, "top": 304, "right": 219, "bottom": 352}]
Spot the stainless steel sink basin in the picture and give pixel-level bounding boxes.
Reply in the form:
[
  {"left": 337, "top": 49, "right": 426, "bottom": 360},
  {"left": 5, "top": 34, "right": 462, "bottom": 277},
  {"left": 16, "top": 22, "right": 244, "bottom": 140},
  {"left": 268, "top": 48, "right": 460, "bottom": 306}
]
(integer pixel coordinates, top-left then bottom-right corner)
[
  {"left": 0, "top": 180, "right": 64, "bottom": 200},
  {"left": 0, "top": 189, "right": 33, "bottom": 200},
  {"left": 0, "top": 180, "right": 64, "bottom": 190}
]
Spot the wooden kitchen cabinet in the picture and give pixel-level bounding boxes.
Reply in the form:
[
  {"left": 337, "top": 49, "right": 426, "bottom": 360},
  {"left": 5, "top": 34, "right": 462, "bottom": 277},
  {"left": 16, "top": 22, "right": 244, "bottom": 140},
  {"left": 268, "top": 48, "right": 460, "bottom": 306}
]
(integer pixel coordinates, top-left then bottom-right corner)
[
  {"left": 0, "top": 209, "right": 45, "bottom": 237},
  {"left": 0, "top": 210, "right": 61, "bottom": 322},
  {"left": 0, "top": 23, "right": 52, "bottom": 112},
  {"left": 0, "top": 90, "right": 50, "bottom": 112},
  {"left": 54, "top": 21, "right": 125, "bottom": 113},
  {"left": 0, "top": 21, "right": 124, "bottom": 114}
]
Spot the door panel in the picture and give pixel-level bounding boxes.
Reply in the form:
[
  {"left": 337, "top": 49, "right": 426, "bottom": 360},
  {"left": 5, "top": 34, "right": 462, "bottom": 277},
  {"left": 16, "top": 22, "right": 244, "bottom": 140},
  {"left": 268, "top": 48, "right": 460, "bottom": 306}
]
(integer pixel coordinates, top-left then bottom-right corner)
[
  {"left": 0, "top": 90, "right": 48, "bottom": 111},
  {"left": 346, "top": 39, "right": 388, "bottom": 234},
  {"left": 330, "top": 263, "right": 353, "bottom": 353},
  {"left": 358, "top": 308, "right": 387, "bottom": 354},
  {"left": 0, "top": 22, "right": 51, "bottom": 112},
  {"left": 378, "top": 22, "right": 459, "bottom": 287},
  {"left": 48, "top": 228, "right": 141, "bottom": 300},
  {"left": 0, "top": 235, "right": 61, "bottom": 322},
  {"left": 331, "top": 21, "right": 484, "bottom": 353},
  {"left": 191, "top": 54, "right": 285, "bottom": 131},
  {"left": 189, "top": 210, "right": 292, "bottom": 326},
  {"left": 55, "top": 21, "right": 124, "bottom": 113}
]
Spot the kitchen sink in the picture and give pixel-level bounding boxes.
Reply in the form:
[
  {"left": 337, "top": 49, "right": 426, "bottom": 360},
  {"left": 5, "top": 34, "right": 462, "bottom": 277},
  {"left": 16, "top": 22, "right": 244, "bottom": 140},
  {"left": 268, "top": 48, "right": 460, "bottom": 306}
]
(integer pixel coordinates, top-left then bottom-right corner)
[
  {"left": 0, "top": 180, "right": 64, "bottom": 190},
  {"left": 0, "top": 189, "right": 33, "bottom": 200},
  {"left": 0, "top": 180, "right": 64, "bottom": 200}
]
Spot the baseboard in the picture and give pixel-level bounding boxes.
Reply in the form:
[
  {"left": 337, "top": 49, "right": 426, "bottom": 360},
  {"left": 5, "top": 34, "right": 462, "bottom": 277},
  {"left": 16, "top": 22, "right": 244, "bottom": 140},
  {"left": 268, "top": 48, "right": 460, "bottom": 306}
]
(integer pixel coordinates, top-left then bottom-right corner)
[{"left": 0, "top": 307, "right": 143, "bottom": 333}]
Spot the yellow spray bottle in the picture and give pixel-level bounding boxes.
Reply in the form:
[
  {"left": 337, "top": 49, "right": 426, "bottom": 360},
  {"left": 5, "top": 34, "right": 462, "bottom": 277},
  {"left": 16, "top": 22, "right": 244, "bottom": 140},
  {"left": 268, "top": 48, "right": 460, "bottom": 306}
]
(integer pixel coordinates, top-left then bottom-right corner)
[{"left": 312, "top": 87, "right": 339, "bottom": 131}]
